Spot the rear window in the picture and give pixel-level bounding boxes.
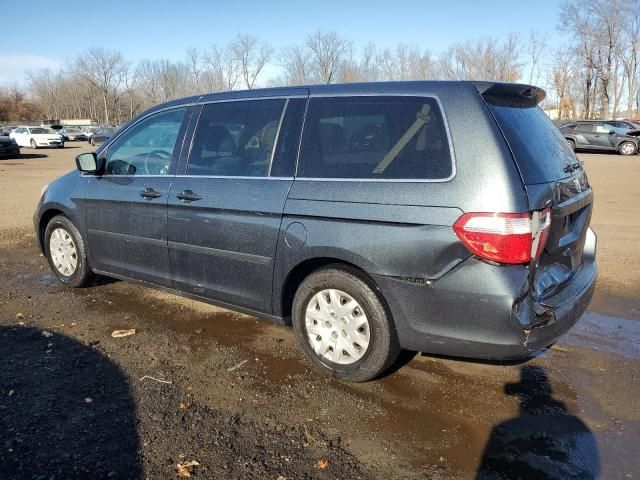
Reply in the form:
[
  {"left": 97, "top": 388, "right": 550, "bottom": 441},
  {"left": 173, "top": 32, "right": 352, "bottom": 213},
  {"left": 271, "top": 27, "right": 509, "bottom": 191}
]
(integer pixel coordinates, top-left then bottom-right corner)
[
  {"left": 298, "top": 96, "right": 453, "bottom": 180},
  {"left": 488, "top": 104, "right": 576, "bottom": 185}
]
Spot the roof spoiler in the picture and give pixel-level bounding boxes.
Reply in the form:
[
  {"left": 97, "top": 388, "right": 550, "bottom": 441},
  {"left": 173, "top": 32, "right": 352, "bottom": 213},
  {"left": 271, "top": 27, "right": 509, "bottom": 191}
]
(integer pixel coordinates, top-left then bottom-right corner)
[{"left": 473, "top": 82, "right": 546, "bottom": 108}]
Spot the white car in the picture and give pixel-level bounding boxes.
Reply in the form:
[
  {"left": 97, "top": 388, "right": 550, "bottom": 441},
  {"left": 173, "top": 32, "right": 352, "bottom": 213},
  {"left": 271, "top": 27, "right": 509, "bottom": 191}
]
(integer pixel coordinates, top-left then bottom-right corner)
[{"left": 9, "top": 126, "right": 64, "bottom": 149}]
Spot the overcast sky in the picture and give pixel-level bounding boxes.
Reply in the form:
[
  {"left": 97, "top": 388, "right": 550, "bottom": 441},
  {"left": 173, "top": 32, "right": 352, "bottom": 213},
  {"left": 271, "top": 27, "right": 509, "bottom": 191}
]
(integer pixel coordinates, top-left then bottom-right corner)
[{"left": 2, "top": 0, "right": 569, "bottom": 86}]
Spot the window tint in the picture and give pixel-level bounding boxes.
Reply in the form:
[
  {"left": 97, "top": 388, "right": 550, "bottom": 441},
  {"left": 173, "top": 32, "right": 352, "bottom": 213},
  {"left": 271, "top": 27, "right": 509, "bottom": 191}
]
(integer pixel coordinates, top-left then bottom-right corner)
[
  {"left": 298, "top": 96, "right": 452, "bottom": 180},
  {"left": 488, "top": 104, "right": 577, "bottom": 184},
  {"left": 576, "top": 123, "right": 594, "bottom": 132},
  {"left": 188, "top": 99, "right": 286, "bottom": 177},
  {"left": 105, "top": 108, "right": 186, "bottom": 176}
]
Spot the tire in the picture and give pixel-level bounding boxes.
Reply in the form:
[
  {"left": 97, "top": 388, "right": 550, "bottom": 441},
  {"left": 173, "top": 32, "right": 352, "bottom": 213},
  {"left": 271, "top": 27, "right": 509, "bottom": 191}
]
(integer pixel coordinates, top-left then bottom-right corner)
[
  {"left": 618, "top": 141, "right": 636, "bottom": 156},
  {"left": 292, "top": 266, "right": 400, "bottom": 382},
  {"left": 30, "top": 139, "right": 37, "bottom": 149},
  {"left": 90, "top": 138, "right": 95, "bottom": 146},
  {"left": 567, "top": 138, "right": 576, "bottom": 151},
  {"left": 44, "top": 215, "right": 92, "bottom": 288}
]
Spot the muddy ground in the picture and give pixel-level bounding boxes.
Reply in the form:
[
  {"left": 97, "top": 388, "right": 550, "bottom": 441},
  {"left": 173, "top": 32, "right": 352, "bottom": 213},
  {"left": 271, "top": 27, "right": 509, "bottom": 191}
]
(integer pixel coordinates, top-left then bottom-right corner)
[{"left": 0, "top": 146, "right": 639, "bottom": 479}]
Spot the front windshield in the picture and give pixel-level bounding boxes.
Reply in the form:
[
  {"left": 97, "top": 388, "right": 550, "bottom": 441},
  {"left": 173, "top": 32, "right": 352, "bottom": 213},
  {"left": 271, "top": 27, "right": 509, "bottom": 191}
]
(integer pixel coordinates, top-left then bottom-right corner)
[{"left": 30, "top": 128, "right": 56, "bottom": 134}]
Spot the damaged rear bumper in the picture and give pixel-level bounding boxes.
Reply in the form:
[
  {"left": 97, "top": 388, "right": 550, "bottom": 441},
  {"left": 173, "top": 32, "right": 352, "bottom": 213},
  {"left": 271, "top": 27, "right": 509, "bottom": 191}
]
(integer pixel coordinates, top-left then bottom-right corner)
[{"left": 372, "top": 228, "right": 597, "bottom": 360}]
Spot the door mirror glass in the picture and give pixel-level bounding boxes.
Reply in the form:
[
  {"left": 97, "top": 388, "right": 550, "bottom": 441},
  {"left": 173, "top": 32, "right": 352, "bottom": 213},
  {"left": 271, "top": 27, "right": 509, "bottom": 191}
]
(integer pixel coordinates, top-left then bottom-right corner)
[
  {"left": 609, "top": 130, "right": 616, "bottom": 135},
  {"left": 76, "top": 152, "right": 98, "bottom": 172}
]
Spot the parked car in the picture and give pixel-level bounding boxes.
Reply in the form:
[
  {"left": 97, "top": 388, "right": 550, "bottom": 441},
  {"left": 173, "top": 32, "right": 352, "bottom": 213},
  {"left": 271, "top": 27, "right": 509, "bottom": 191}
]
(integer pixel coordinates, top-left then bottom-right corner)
[
  {"left": 88, "top": 127, "right": 115, "bottom": 146},
  {"left": 0, "top": 136, "right": 20, "bottom": 158},
  {"left": 60, "top": 127, "right": 87, "bottom": 141},
  {"left": 1, "top": 125, "right": 17, "bottom": 136},
  {"left": 606, "top": 119, "right": 640, "bottom": 131},
  {"left": 10, "top": 126, "right": 64, "bottom": 149},
  {"left": 34, "top": 81, "right": 596, "bottom": 382},
  {"left": 560, "top": 121, "right": 638, "bottom": 155}
]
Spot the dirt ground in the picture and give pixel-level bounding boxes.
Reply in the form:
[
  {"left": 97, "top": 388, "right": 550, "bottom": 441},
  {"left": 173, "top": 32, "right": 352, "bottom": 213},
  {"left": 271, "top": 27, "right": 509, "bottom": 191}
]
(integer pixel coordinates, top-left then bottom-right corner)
[{"left": 0, "top": 145, "right": 639, "bottom": 479}]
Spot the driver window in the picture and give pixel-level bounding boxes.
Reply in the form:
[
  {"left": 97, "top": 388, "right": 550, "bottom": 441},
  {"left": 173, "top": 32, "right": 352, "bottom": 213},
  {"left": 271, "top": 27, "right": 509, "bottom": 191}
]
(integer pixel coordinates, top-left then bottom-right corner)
[{"left": 105, "top": 107, "right": 187, "bottom": 176}]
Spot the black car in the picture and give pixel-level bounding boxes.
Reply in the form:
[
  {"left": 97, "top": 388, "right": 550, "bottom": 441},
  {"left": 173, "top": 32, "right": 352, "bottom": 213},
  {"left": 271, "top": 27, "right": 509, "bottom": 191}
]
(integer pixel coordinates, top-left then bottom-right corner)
[
  {"left": 560, "top": 120, "right": 638, "bottom": 155},
  {"left": 0, "top": 136, "right": 20, "bottom": 158},
  {"left": 1, "top": 125, "right": 17, "bottom": 136},
  {"left": 34, "top": 81, "right": 596, "bottom": 381},
  {"left": 88, "top": 127, "right": 116, "bottom": 146}
]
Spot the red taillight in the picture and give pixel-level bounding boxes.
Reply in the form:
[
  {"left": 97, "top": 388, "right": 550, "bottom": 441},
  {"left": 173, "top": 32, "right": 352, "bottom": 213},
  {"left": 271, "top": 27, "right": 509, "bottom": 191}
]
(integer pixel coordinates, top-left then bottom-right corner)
[{"left": 453, "top": 209, "right": 551, "bottom": 265}]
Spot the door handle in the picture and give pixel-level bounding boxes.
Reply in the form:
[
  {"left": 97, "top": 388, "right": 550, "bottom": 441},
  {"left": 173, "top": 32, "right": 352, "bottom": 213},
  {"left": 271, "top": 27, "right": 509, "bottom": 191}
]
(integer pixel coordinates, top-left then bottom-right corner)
[
  {"left": 139, "top": 187, "right": 162, "bottom": 199},
  {"left": 176, "top": 190, "right": 203, "bottom": 202}
]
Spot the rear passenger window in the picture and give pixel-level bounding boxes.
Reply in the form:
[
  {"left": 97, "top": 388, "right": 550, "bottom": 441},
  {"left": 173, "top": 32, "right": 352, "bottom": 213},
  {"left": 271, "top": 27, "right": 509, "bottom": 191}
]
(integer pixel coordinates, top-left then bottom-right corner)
[
  {"left": 188, "top": 99, "right": 286, "bottom": 177},
  {"left": 298, "top": 96, "right": 452, "bottom": 180}
]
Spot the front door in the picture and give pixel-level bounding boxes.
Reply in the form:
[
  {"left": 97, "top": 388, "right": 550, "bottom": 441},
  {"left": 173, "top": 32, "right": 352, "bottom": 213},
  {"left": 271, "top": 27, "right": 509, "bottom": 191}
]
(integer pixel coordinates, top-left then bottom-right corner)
[
  {"left": 85, "top": 107, "right": 190, "bottom": 286},
  {"left": 167, "top": 97, "right": 305, "bottom": 312}
]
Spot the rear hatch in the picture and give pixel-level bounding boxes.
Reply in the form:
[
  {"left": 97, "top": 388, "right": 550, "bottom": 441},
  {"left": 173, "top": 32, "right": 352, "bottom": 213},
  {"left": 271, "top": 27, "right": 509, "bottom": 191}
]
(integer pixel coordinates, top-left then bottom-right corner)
[{"left": 478, "top": 83, "right": 593, "bottom": 300}]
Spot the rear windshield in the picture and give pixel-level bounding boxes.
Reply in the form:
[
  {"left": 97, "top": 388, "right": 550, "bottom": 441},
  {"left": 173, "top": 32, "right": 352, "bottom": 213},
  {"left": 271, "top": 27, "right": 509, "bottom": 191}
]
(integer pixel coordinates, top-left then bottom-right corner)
[{"left": 488, "top": 104, "right": 575, "bottom": 185}]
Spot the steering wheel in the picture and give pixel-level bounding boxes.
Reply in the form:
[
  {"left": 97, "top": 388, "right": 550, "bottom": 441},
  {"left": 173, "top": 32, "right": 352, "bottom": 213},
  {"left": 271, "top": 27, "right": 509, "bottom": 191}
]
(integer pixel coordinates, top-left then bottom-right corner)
[{"left": 142, "top": 149, "right": 171, "bottom": 175}]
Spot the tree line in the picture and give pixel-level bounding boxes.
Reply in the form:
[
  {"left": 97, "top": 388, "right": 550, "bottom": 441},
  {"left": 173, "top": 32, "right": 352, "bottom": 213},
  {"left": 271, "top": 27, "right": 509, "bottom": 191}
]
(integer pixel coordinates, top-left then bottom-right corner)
[{"left": 1, "top": 0, "right": 638, "bottom": 124}]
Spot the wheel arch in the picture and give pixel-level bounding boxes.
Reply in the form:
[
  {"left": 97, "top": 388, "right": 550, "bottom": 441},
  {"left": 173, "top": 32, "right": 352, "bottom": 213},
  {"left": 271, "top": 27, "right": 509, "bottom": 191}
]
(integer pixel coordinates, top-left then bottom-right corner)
[
  {"left": 279, "top": 256, "right": 384, "bottom": 325},
  {"left": 37, "top": 206, "right": 75, "bottom": 253}
]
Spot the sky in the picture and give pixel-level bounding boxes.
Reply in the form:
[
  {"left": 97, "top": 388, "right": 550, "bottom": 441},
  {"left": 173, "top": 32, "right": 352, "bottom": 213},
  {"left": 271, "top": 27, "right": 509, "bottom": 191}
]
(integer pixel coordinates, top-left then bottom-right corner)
[{"left": 1, "top": 0, "right": 569, "bottom": 87}]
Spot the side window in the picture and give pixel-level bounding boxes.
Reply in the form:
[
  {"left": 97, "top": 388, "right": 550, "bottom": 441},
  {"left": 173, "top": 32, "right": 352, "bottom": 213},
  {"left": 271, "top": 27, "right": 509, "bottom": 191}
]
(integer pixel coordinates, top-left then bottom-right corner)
[
  {"left": 187, "top": 99, "right": 286, "bottom": 177},
  {"left": 298, "top": 96, "right": 453, "bottom": 180},
  {"left": 595, "top": 124, "right": 611, "bottom": 134},
  {"left": 105, "top": 107, "right": 186, "bottom": 176},
  {"left": 576, "top": 123, "right": 594, "bottom": 133}
]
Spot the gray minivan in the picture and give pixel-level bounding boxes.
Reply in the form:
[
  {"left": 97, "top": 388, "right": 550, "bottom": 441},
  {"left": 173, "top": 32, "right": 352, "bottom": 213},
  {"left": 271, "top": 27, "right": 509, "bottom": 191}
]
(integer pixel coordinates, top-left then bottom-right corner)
[{"left": 34, "top": 81, "right": 597, "bottom": 381}]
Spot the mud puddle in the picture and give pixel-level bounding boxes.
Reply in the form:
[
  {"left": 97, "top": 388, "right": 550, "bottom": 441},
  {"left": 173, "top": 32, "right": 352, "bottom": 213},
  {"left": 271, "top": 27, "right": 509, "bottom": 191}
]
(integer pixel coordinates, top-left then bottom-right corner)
[{"left": 564, "top": 310, "right": 640, "bottom": 359}]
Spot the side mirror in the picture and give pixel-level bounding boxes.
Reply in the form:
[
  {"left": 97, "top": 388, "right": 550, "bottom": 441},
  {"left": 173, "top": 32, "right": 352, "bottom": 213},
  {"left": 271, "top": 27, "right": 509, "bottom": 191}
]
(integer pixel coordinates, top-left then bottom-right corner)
[
  {"left": 75, "top": 152, "right": 100, "bottom": 173},
  {"left": 609, "top": 130, "right": 616, "bottom": 135}
]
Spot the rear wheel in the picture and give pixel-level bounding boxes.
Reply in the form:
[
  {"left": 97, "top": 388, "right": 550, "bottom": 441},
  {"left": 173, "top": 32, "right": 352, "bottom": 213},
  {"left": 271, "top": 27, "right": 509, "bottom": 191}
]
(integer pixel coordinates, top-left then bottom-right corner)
[
  {"left": 30, "top": 139, "right": 37, "bottom": 149},
  {"left": 292, "top": 266, "right": 400, "bottom": 382},
  {"left": 44, "top": 215, "right": 92, "bottom": 287},
  {"left": 90, "top": 138, "right": 95, "bottom": 146},
  {"left": 618, "top": 141, "right": 636, "bottom": 156}
]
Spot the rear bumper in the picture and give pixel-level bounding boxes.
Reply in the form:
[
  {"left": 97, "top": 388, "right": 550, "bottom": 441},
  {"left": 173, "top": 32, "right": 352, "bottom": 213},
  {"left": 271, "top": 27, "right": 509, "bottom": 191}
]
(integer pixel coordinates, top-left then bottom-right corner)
[{"left": 373, "top": 228, "right": 597, "bottom": 360}]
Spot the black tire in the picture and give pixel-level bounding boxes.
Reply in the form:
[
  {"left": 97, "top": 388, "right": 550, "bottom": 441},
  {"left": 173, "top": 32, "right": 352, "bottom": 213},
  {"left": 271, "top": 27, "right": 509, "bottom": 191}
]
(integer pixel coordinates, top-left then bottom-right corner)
[
  {"left": 90, "top": 138, "right": 95, "bottom": 146},
  {"left": 292, "top": 265, "right": 400, "bottom": 382},
  {"left": 44, "top": 215, "right": 92, "bottom": 288},
  {"left": 567, "top": 138, "right": 576, "bottom": 151},
  {"left": 30, "top": 139, "right": 37, "bottom": 149},
  {"left": 618, "top": 141, "right": 636, "bottom": 156}
]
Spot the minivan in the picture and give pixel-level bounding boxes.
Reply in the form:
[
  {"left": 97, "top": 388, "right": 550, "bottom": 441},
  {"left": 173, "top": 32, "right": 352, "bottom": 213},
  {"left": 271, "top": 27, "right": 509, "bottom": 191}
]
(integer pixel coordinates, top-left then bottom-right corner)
[{"left": 34, "top": 81, "right": 597, "bottom": 382}]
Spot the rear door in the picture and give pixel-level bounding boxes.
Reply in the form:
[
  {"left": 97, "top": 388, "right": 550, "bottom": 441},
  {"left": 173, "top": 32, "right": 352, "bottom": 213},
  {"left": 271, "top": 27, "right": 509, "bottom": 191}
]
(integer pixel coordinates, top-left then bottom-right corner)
[
  {"left": 167, "top": 96, "right": 306, "bottom": 312},
  {"left": 85, "top": 106, "right": 190, "bottom": 285},
  {"left": 486, "top": 97, "right": 593, "bottom": 298}
]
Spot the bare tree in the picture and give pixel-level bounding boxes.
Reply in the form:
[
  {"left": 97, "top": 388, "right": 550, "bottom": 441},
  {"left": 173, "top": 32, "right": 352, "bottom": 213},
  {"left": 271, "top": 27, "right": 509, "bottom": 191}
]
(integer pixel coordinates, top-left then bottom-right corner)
[
  {"left": 278, "top": 45, "right": 311, "bottom": 85},
  {"left": 339, "top": 43, "right": 379, "bottom": 83},
  {"left": 185, "top": 47, "right": 202, "bottom": 93},
  {"left": 549, "top": 47, "right": 577, "bottom": 119},
  {"left": 439, "top": 35, "right": 522, "bottom": 82},
  {"left": 527, "top": 29, "right": 548, "bottom": 85},
  {"left": 230, "top": 34, "right": 273, "bottom": 89},
  {"left": 203, "top": 44, "right": 241, "bottom": 91},
  {"left": 75, "top": 47, "right": 127, "bottom": 124},
  {"left": 305, "top": 30, "right": 352, "bottom": 84}
]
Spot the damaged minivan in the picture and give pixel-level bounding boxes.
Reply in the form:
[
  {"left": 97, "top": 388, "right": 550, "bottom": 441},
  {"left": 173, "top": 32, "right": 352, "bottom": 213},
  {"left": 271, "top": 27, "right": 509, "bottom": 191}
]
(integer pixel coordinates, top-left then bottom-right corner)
[{"left": 34, "top": 81, "right": 596, "bottom": 381}]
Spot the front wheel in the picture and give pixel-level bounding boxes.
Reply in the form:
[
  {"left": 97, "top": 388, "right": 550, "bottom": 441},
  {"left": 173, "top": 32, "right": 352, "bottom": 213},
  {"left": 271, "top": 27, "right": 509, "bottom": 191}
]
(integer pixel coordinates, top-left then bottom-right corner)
[
  {"left": 292, "top": 266, "right": 400, "bottom": 382},
  {"left": 618, "top": 141, "right": 636, "bottom": 156},
  {"left": 30, "top": 139, "right": 37, "bottom": 149},
  {"left": 567, "top": 138, "right": 576, "bottom": 151},
  {"left": 44, "top": 215, "right": 92, "bottom": 287}
]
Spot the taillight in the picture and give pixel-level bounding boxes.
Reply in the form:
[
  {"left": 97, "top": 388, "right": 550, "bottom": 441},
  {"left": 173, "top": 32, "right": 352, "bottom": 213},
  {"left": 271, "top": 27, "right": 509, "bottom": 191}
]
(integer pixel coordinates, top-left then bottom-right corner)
[{"left": 453, "top": 209, "right": 552, "bottom": 265}]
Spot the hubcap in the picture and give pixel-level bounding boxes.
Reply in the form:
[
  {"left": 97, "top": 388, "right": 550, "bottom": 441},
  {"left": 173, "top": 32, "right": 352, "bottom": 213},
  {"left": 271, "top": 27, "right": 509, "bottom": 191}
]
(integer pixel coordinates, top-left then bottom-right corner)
[
  {"left": 305, "top": 289, "right": 371, "bottom": 365},
  {"left": 622, "top": 143, "right": 634, "bottom": 154},
  {"left": 49, "top": 228, "right": 78, "bottom": 276}
]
